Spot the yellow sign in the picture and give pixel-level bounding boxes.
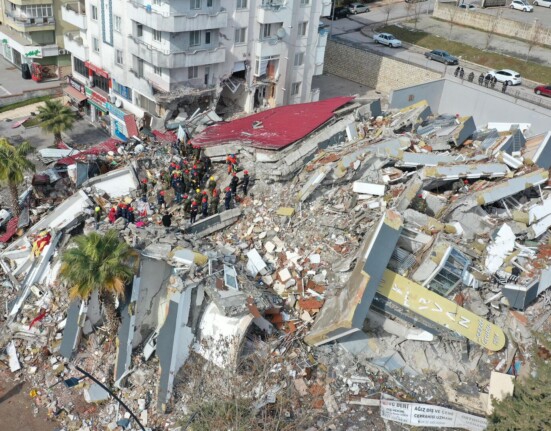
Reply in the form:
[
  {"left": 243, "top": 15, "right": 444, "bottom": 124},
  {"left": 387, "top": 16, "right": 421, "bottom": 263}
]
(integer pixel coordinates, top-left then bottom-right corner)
[{"left": 378, "top": 270, "right": 506, "bottom": 351}]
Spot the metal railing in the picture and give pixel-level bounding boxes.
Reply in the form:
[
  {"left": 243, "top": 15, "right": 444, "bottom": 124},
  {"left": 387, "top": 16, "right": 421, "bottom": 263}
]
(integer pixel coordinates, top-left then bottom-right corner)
[
  {"left": 6, "top": 12, "right": 55, "bottom": 27},
  {"left": 127, "top": 0, "right": 226, "bottom": 18}
]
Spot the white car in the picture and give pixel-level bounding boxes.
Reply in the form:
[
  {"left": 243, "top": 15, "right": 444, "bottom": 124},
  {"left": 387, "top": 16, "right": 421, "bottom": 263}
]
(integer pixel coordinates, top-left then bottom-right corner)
[
  {"left": 533, "top": 0, "right": 551, "bottom": 7},
  {"left": 510, "top": 0, "right": 534, "bottom": 11},
  {"left": 486, "top": 69, "right": 522, "bottom": 86},
  {"left": 373, "top": 33, "right": 402, "bottom": 48}
]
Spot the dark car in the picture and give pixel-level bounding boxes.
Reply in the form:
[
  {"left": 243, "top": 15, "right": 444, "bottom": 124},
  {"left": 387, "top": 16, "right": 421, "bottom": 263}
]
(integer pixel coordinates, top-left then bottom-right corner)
[
  {"left": 535, "top": 85, "right": 551, "bottom": 97},
  {"left": 424, "top": 49, "right": 459, "bottom": 65},
  {"left": 327, "top": 7, "right": 350, "bottom": 19}
]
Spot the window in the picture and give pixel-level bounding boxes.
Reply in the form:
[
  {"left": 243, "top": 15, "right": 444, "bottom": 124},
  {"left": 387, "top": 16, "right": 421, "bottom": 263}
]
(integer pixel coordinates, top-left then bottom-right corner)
[
  {"left": 10, "top": 2, "right": 16, "bottom": 10},
  {"left": 236, "top": 0, "right": 247, "bottom": 9},
  {"left": 204, "top": 66, "right": 210, "bottom": 85},
  {"left": 294, "top": 52, "right": 304, "bottom": 67},
  {"left": 153, "top": 29, "right": 162, "bottom": 42},
  {"left": 300, "top": 0, "right": 309, "bottom": 5},
  {"left": 74, "top": 57, "right": 88, "bottom": 77},
  {"left": 207, "top": 0, "right": 212, "bottom": 6},
  {"left": 115, "top": 49, "right": 123, "bottom": 65},
  {"left": 154, "top": 66, "right": 162, "bottom": 76},
  {"left": 262, "top": 24, "right": 272, "bottom": 39},
  {"left": 190, "top": 30, "right": 200, "bottom": 46},
  {"left": 92, "top": 37, "right": 100, "bottom": 53},
  {"left": 205, "top": 31, "right": 211, "bottom": 45},
  {"left": 191, "top": 0, "right": 201, "bottom": 9},
  {"left": 22, "top": 5, "right": 54, "bottom": 18},
  {"left": 137, "top": 24, "right": 143, "bottom": 37},
  {"left": 91, "top": 4, "right": 98, "bottom": 20},
  {"left": 188, "top": 66, "right": 198, "bottom": 79},
  {"left": 234, "top": 28, "right": 246, "bottom": 44},
  {"left": 298, "top": 21, "right": 307, "bottom": 37},
  {"left": 93, "top": 73, "right": 109, "bottom": 93},
  {"left": 112, "top": 79, "right": 132, "bottom": 100},
  {"left": 291, "top": 82, "right": 301, "bottom": 96},
  {"left": 114, "top": 15, "right": 121, "bottom": 32}
]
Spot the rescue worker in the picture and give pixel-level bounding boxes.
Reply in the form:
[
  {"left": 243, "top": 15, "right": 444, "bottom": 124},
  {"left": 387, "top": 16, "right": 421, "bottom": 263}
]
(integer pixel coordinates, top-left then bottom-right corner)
[
  {"left": 194, "top": 188, "right": 202, "bottom": 204},
  {"left": 183, "top": 194, "right": 191, "bottom": 214},
  {"left": 227, "top": 153, "right": 238, "bottom": 174},
  {"left": 201, "top": 198, "right": 209, "bottom": 218},
  {"left": 210, "top": 193, "right": 220, "bottom": 215},
  {"left": 140, "top": 178, "right": 148, "bottom": 194},
  {"left": 207, "top": 176, "right": 217, "bottom": 193},
  {"left": 201, "top": 190, "right": 209, "bottom": 203},
  {"left": 242, "top": 170, "right": 250, "bottom": 196},
  {"left": 127, "top": 207, "right": 135, "bottom": 224},
  {"left": 190, "top": 201, "right": 198, "bottom": 224},
  {"left": 157, "top": 190, "right": 166, "bottom": 208},
  {"left": 478, "top": 73, "right": 484, "bottom": 86},
  {"left": 230, "top": 172, "right": 239, "bottom": 196},
  {"left": 224, "top": 187, "right": 232, "bottom": 210},
  {"left": 94, "top": 206, "right": 102, "bottom": 229},
  {"left": 108, "top": 207, "right": 117, "bottom": 224},
  {"left": 467, "top": 71, "right": 474, "bottom": 83},
  {"left": 411, "top": 193, "right": 428, "bottom": 214},
  {"left": 502, "top": 81, "right": 508, "bottom": 93}
]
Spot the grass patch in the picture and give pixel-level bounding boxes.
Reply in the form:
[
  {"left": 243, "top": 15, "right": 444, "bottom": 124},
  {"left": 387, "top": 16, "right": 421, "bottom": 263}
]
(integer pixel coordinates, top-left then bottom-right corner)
[
  {"left": 0, "top": 95, "right": 51, "bottom": 114},
  {"left": 378, "top": 25, "right": 551, "bottom": 84}
]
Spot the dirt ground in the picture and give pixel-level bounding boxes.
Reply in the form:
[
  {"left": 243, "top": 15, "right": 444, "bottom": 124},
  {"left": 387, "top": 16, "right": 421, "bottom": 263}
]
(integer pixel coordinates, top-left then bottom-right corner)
[{"left": 0, "top": 370, "right": 60, "bottom": 431}]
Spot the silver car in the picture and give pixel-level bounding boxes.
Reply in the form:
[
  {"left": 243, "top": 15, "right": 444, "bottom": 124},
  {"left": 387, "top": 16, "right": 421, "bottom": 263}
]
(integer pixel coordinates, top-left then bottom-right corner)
[{"left": 348, "top": 2, "right": 370, "bottom": 13}]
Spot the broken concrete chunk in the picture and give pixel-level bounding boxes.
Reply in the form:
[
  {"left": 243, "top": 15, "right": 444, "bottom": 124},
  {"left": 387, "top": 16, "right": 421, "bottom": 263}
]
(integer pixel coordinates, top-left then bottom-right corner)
[
  {"left": 352, "top": 182, "right": 385, "bottom": 196},
  {"left": 84, "top": 383, "right": 110, "bottom": 403},
  {"left": 278, "top": 268, "right": 292, "bottom": 283},
  {"left": 276, "top": 207, "right": 295, "bottom": 217}
]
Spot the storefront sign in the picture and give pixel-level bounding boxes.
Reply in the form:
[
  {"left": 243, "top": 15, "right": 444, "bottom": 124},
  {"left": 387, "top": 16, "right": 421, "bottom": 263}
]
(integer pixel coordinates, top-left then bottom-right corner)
[
  {"left": 84, "top": 61, "right": 109, "bottom": 79},
  {"left": 106, "top": 102, "right": 125, "bottom": 120},
  {"left": 380, "top": 399, "right": 487, "bottom": 431},
  {"left": 67, "top": 76, "right": 85, "bottom": 94},
  {"left": 85, "top": 87, "right": 108, "bottom": 112},
  {"left": 24, "top": 48, "right": 42, "bottom": 58}
]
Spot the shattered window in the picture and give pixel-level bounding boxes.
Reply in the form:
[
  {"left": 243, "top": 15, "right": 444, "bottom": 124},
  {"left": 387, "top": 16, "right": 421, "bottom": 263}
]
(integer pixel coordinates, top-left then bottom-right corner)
[
  {"left": 426, "top": 248, "right": 470, "bottom": 296},
  {"left": 224, "top": 265, "right": 239, "bottom": 290}
]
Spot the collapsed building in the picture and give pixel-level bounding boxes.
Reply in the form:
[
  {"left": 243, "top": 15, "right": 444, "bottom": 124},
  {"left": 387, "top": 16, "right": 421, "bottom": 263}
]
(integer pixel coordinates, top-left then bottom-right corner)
[{"left": 1, "top": 96, "right": 551, "bottom": 430}]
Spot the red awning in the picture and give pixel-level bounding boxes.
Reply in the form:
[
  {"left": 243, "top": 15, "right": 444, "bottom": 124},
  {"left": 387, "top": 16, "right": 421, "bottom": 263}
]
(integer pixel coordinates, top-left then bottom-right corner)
[
  {"left": 0, "top": 217, "right": 19, "bottom": 243},
  {"left": 63, "top": 86, "right": 87, "bottom": 103},
  {"left": 124, "top": 114, "right": 139, "bottom": 138}
]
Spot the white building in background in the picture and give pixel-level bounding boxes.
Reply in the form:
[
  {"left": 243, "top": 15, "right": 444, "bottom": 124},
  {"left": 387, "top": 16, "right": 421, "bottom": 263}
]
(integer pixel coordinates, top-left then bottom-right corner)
[{"left": 60, "top": 0, "right": 331, "bottom": 140}]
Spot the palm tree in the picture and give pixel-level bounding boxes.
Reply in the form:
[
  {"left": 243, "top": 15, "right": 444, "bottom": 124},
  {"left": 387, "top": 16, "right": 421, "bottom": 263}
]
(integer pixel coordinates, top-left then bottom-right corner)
[
  {"left": 0, "top": 138, "right": 35, "bottom": 216},
  {"left": 59, "top": 230, "right": 138, "bottom": 336},
  {"left": 36, "top": 99, "right": 76, "bottom": 144}
]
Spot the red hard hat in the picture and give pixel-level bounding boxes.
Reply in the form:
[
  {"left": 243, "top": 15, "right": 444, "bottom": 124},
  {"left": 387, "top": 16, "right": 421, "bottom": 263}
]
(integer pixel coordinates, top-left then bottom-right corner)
[
  {"left": 232, "top": 172, "right": 237, "bottom": 176},
  {"left": 160, "top": 191, "right": 165, "bottom": 196},
  {"left": 183, "top": 194, "right": 188, "bottom": 199},
  {"left": 192, "top": 202, "right": 197, "bottom": 206},
  {"left": 202, "top": 191, "right": 207, "bottom": 194},
  {"left": 225, "top": 187, "right": 230, "bottom": 191},
  {"left": 185, "top": 169, "right": 189, "bottom": 174},
  {"left": 128, "top": 207, "right": 134, "bottom": 211},
  {"left": 193, "top": 165, "right": 197, "bottom": 169},
  {"left": 202, "top": 198, "right": 207, "bottom": 203},
  {"left": 244, "top": 170, "right": 248, "bottom": 174},
  {"left": 142, "top": 178, "right": 148, "bottom": 183}
]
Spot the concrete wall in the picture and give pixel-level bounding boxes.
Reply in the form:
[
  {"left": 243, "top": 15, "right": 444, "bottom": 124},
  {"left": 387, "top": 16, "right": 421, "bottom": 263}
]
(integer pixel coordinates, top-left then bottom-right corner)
[
  {"left": 389, "top": 79, "right": 551, "bottom": 136},
  {"left": 324, "top": 39, "right": 441, "bottom": 94},
  {"left": 434, "top": 3, "right": 551, "bottom": 46},
  {"left": 0, "top": 86, "right": 62, "bottom": 107}
]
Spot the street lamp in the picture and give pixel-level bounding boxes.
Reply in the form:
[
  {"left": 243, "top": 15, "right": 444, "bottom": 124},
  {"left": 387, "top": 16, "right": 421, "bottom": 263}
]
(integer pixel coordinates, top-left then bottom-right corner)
[{"left": 58, "top": 365, "right": 146, "bottom": 431}]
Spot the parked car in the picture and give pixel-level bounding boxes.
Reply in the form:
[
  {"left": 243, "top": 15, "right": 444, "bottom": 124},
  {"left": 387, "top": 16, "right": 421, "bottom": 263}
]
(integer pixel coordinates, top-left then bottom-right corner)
[
  {"left": 424, "top": 49, "right": 459, "bottom": 65},
  {"left": 534, "top": 85, "right": 551, "bottom": 97},
  {"left": 510, "top": 0, "right": 534, "bottom": 11},
  {"left": 486, "top": 69, "right": 522, "bottom": 85},
  {"left": 373, "top": 33, "right": 402, "bottom": 48},
  {"left": 326, "top": 6, "right": 350, "bottom": 19},
  {"left": 405, "top": 0, "right": 428, "bottom": 3},
  {"left": 459, "top": 3, "right": 477, "bottom": 8},
  {"left": 533, "top": 0, "right": 551, "bottom": 7},
  {"left": 348, "top": 2, "right": 370, "bottom": 13}
]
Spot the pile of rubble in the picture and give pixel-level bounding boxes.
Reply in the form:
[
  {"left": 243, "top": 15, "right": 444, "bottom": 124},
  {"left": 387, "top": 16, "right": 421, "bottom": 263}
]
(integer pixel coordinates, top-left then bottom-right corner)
[{"left": 1, "top": 96, "right": 551, "bottom": 430}]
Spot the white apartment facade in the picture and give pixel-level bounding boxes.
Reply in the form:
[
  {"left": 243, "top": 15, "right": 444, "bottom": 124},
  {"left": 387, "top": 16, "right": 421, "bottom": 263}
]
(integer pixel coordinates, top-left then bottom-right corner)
[{"left": 61, "top": 0, "right": 331, "bottom": 140}]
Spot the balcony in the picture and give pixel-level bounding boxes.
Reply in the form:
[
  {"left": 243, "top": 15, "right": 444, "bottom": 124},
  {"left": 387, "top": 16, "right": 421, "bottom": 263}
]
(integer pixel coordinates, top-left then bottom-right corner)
[
  {"left": 64, "top": 31, "right": 88, "bottom": 60},
  {"left": 5, "top": 13, "right": 55, "bottom": 32},
  {"left": 128, "top": 36, "right": 226, "bottom": 69},
  {"left": 254, "top": 37, "right": 284, "bottom": 58},
  {"left": 61, "top": 2, "right": 87, "bottom": 30},
  {"left": 144, "top": 72, "right": 170, "bottom": 93},
  {"left": 127, "top": 1, "right": 227, "bottom": 32},
  {"left": 257, "top": 1, "right": 289, "bottom": 24}
]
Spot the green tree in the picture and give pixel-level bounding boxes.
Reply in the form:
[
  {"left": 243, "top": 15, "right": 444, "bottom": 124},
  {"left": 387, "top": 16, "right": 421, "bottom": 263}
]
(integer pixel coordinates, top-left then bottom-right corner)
[
  {"left": 0, "top": 138, "right": 35, "bottom": 216},
  {"left": 488, "top": 335, "right": 551, "bottom": 431},
  {"left": 37, "top": 99, "right": 76, "bottom": 144},
  {"left": 59, "top": 230, "right": 138, "bottom": 336}
]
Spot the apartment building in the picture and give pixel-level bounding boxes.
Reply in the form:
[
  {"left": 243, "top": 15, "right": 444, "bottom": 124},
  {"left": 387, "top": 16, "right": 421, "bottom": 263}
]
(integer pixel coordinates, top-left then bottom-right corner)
[
  {"left": 60, "top": 0, "right": 331, "bottom": 140},
  {"left": 0, "top": 0, "right": 72, "bottom": 78}
]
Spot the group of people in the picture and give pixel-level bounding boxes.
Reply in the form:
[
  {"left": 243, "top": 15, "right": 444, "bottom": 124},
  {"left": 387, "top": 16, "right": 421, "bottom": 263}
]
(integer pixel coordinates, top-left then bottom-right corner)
[{"left": 455, "top": 66, "right": 509, "bottom": 93}]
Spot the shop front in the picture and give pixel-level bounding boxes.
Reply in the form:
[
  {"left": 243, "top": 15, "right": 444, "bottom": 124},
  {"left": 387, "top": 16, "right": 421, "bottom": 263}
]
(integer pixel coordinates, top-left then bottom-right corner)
[
  {"left": 85, "top": 86, "right": 110, "bottom": 132},
  {"left": 63, "top": 76, "right": 87, "bottom": 114},
  {"left": 106, "top": 102, "right": 139, "bottom": 141}
]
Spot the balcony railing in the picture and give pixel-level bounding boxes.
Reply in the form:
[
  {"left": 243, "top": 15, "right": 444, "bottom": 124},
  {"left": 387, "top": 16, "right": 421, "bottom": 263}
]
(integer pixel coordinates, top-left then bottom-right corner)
[{"left": 6, "top": 12, "right": 55, "bottom": 27}]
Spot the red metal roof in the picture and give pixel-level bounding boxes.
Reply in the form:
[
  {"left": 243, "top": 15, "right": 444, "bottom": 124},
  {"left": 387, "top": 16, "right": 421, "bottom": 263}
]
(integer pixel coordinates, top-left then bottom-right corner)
[
  {"left": 192, "top": 97, "right": 354, "bottom": 150},
  {"left": 0, "top": 217, "right": 19, "bottom": 243},
  {"left": 56, "top": 138, "right": 122, "bottom": 165},
  {"left": 152, "top": 130, "right": 177, "bottom": 143}
]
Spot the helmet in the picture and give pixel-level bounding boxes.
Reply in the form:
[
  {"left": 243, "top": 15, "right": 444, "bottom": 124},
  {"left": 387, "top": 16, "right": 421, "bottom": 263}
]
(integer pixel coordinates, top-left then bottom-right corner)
[
  {"left": 185, "top": 169, "right": 189, "bottom": 174},
  {"left": 142, "top": 178, "right": 148, "bottom": 183},
  {"left": 244, "top": 170, "right": 248, "bottom": 174},
  {"left": 160, "top": 191, "right": 165, "bottom": 196},
  {"left": 210, "top": 176, "right": 214, "bottom": 181},
  {"left": 417, "top": 193, "right": 423, "bottom": 198},
  {"left": 202, "top": 191, "right": 207, "bottom": 195},
  {"left": 192, "top": 201, "right": 197, "bottom": 206},
  {"left": 225, "top": 187, "right": 231, "bottom": 192},
  {"left": 183, "top": 194, "right": 188, "bottom": 199},
  {"left": 196, "top": 188, "right": 201, "bottom": 193},
  {"left": 128, "top": 207, "right": 134, "bottom": 211},
  {"left": 202, "top": 198, "right": 207, "bottom": 203},
  {"left": 232, "top": 172, "right": 237, "bottom": 176},
  {"left": 193, "top": 165, "right": 197, "bottom": 169},
  {"left": 95, "top": 207, "right": 100, "bottom": 212}
]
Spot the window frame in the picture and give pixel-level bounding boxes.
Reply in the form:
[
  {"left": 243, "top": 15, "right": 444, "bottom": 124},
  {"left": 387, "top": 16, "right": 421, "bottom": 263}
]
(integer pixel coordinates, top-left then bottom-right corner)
[
  {"left": 190, "top": 30, "right": 201, "bottom": 47},
  {"left": 191, "top": 0, "right": 201, "bottom": 9},
  {"left": 234, "top": 27, "right": 246, "bottom": 44},
  {"left": 91, "top": 4, "right": 98, "bottom": 20},
  {"left": 153, "top": 65, "right": 162, "bottom": 76},
  {"left": 92, "top": 36, "right": 100, "bottom": 53},
  {"left": 298, "top": 21, "right": 308, "bottom": 37},
  {"left": 153, "top": 29, "right": 162, "bottom": 42},
  {"left": 114, "top": 15, "right": 121, "bottom": 33},
  {"left": 115, "top": 49, "right": 123, "bottom": 65},
  {"left": 294, "top": 52, "right": 304, "bottom": 67},
  {"left": 291, "top": 82, "right": 301, "bottom": 96},
  {"left": 188, "top": 66, "right": 199, "bottom": 79},
  {"left": 236, "top": 0, "right": 247, "bottom": 9}
]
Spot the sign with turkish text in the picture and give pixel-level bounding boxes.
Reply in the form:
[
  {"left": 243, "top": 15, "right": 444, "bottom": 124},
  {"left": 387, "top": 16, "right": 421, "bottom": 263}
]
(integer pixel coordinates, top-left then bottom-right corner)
[
  {"left": 67, "top": 76, "right": 85, "bottom": 94},
  {"left": 24, "top": 48, "right": 42, "bottom": 58},
  {"left": 378, "top": 270, "right": 506, "bottom": 351},
  {"left": 380, "top": 399, "right": 487, "bottom": 431}
]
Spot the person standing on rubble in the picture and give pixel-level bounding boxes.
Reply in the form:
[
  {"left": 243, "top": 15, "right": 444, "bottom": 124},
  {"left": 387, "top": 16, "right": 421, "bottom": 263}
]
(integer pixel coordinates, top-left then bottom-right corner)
[
  {"left": 230, "top": 172, "right": 239, "bottom": 196},
  {"left": 207, "top": 176, "right": 217, "bottom": 194},
  {"left": 157, "top": 190, "right": 166, "bottom": 209},
  {"left": 193, "top": 145, "right": 201, "bottom": 161},
  {"left": 183, "top": 194, "right": 191, "bottom": 214},
  {"left": 411, "top": 193, "right": 428, "bottom": 214},
  {"left": 108, "top": 207, "right": 117, "bottom": 224},
  {"left": 210, "top": 193, "right": 220, "bottom": 215},
  {"left": 194, "top": 188, "right": 202, "bottom": 204},
  {"left": 242, "top": 171, "right": 250, "bottom": 196},
  {"left": 127, "top": 207, "right": 135, "bottom": 224},
  {"left": 162, "top": 212, "right": 172, "bottom": 231},
  {"left": 201, "top": 198, "right": 209, "bottom": 218},
  {"left": 227, "top": 153, "right": 238, "bottom": 174},
  {"left": 140, "top": 178, "right": 148, "bottom": 195},
  {"left": 224, "top": 187, "right": 232, "bottom": 210},
  {"left": 94, "top": 206, "right": 102, "bottom": 230},
  {"left": 190, "top": 201, "right": 198, "bottom": 224}
]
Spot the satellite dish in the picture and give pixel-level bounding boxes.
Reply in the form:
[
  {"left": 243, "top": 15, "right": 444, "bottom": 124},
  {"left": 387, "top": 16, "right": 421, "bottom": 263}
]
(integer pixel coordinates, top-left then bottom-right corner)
[
  {"left": 276, "top": 28, "right": 286, "bottom": 39},
  {"left": 115, "top": 98, "right": 123, "bottom": 108}
]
